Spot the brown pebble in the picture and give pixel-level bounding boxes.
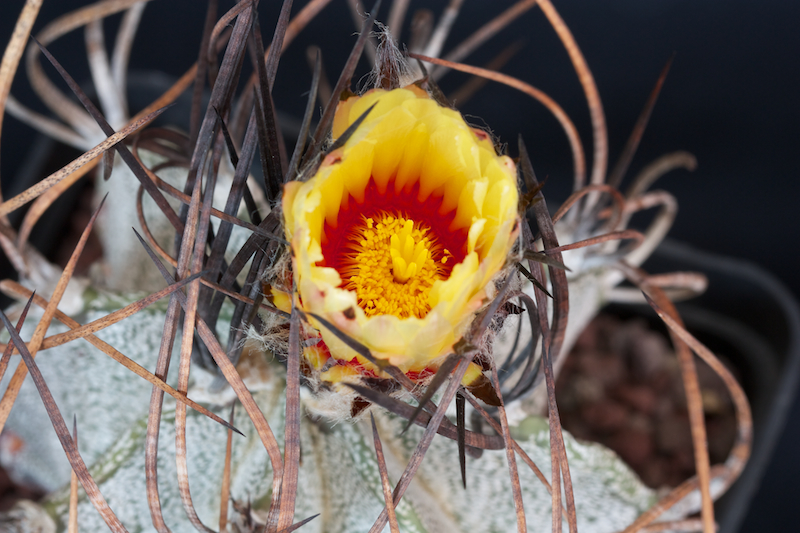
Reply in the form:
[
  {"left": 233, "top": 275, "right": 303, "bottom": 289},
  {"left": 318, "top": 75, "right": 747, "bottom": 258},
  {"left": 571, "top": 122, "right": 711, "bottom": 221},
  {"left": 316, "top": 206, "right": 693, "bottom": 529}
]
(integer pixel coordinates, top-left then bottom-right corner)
[
  {"left": 560, "top": 413, "right": 592, "bottom": 441},
  {"left": 629, "top": 331, "right": 671, "bottom": 379},
  {"left": 571, "top": 375, "right": 605, "bottom": 405},
  {"left": 639, "top": 456, "right": 671, "bottom": 488},
  {"left": 673, "top": 448, "right": 697, "bottom": 472},
  {"left": 606, "top": 427, "right": 654, "bottom": 468},
  {"left": 614, "top": 384, "right": 658, "bottom": 415},
  {"left": 581, "top": 400, "right": 630, "bottom": 433},
  {"left": 580, "top": 353, "right": 626, "bottom": 388},
  {"left": 656, "top": 414, "right": 692, "bottom": 453},
  {"left": 654, "top": 395, "right": 674, "bottom": 418},
  {"left": 628, "top": 412, "right": 654, "bottom": 433},
  {"left": 649, "top": 368, "right": 676, "bottom": 395},
  {"left": 666, "top": 468, "right": 691, "bottom": 488}
]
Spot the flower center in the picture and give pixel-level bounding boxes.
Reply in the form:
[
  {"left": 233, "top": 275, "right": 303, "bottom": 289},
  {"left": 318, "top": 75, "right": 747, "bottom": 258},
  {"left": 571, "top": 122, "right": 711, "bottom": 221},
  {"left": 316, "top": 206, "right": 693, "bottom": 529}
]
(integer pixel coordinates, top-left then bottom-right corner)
[
  {"left": 339, "top": 213, "right": 449, "bottom": 319},
  {"left": 320, "top": 180, "right": 468, "bottom": 320}
]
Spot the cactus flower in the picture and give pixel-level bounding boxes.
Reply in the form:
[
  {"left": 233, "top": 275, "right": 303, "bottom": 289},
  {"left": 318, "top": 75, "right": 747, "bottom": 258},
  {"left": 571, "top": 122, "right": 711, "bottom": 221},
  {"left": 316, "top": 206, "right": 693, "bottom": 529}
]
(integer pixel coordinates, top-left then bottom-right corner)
[{"left": 282, "top": 85, "right": 519, "bottom": 389}]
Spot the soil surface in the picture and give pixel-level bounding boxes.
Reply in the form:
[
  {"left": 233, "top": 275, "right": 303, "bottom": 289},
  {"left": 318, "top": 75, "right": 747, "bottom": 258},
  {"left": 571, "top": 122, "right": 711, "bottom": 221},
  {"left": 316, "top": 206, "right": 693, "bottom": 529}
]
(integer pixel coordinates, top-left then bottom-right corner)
[{"left": 556, "top": 313, "right": 738, "bottom": 489}]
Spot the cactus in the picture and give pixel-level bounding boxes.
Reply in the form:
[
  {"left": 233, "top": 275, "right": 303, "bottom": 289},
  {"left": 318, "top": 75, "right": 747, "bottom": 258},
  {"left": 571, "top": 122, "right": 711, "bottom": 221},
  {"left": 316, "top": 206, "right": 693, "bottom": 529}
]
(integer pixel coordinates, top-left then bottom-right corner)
[{"left": 0, "top": 2, "right": 751, "bottom": 532}]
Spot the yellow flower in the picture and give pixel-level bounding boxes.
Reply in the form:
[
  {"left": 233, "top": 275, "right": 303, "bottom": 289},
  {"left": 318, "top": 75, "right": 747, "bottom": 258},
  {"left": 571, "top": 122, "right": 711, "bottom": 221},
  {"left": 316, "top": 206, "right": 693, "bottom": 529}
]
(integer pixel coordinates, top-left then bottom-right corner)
[{"left": 282, "top": 85, "right": 519, "bottom": 388}]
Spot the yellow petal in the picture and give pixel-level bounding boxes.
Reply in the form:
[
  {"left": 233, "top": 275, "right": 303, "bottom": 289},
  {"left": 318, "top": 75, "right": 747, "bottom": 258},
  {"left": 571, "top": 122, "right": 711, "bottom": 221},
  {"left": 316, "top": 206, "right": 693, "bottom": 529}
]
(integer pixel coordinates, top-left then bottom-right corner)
[{"left": 283, "top": 84, "right": 519, "bottom": 387}]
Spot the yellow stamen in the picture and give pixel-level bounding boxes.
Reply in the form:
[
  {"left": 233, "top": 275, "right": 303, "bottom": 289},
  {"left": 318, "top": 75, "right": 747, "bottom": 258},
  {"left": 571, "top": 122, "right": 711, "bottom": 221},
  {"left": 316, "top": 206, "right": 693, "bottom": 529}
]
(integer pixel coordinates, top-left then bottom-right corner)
[
  {"left": 341, "top": 214, "right": 442, "bottom": 319},
  {"left": 390, "top": 219, "right": 429, "bottom": 283}
]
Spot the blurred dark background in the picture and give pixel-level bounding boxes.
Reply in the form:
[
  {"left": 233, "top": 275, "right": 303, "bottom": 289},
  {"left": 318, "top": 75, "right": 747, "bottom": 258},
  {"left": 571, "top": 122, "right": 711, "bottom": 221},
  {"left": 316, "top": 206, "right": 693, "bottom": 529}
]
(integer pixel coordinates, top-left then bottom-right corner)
[{"left": 1, "top": 1, "right": 798, "bottom": 531}]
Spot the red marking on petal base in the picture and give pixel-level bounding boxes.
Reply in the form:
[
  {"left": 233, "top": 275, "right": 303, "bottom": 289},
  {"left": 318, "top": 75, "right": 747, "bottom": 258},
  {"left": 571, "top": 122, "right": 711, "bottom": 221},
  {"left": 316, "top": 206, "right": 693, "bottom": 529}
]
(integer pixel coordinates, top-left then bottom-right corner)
[
  {"left": 321, "top": 178, "right": 468, "bottom": 274},
  {"left": 406, "top": 367, "right": 436, "bottom": 382},
  {"left": 342, "top": 354, "right": 435, "bottom": 381},
  {"left": 304, "top": 337, "right": 438, "bottom": 384},
  {"left": 343, "top": 358, "right": 381, "bottom": 379}
]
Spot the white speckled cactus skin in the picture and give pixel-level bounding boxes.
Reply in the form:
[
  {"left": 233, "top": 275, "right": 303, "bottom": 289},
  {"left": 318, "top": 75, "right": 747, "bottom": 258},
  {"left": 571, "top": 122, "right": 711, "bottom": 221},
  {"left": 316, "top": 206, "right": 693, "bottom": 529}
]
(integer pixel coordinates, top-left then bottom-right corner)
[{"left": 3, "top": 290, "right": 655, "bottom": 533}]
